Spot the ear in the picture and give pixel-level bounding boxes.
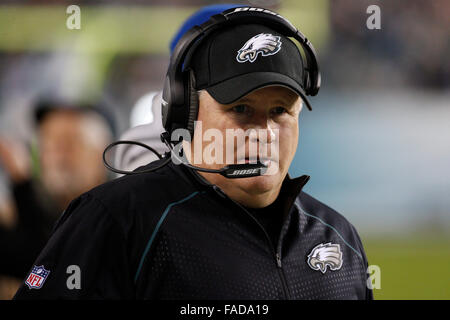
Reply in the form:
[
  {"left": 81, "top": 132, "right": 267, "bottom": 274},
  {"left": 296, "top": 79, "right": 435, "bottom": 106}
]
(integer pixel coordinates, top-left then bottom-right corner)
[{"left": 298, "top": 99, "right": 304, "bottom": 113}]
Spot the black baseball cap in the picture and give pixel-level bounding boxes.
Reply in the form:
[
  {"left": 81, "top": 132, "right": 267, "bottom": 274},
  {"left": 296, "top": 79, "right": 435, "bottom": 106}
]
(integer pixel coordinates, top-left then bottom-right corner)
[{"left": 187, "top": 23, "right": 312, "bottom": 110}]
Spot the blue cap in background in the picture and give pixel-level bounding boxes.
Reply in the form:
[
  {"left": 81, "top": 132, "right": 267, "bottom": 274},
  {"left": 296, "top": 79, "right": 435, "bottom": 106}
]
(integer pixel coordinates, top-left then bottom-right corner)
[{"left": 169, "top": 4, "right": 247, "bottom": 53}]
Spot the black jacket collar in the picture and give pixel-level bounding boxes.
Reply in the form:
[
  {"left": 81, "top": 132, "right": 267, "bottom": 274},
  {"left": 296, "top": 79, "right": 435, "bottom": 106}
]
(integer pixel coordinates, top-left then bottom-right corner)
[{"left": 167, "top": 159, "right": 310, "bottom": 212}]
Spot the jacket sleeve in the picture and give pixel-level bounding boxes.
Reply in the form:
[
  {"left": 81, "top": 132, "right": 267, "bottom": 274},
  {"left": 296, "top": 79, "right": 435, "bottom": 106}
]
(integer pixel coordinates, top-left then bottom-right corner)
[
  {"left": 350, "top": 224, "right": 374, "bottom": 300},
  {"left": 13, "top": 193, "right": 134, "bottom": 299}
]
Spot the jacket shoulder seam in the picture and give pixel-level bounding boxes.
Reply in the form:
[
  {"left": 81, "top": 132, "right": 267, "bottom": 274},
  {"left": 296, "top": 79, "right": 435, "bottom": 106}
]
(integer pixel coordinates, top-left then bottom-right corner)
[
  {"left": 133, "top": 190, "right": 204, "bottom": 283},
  {"left": 295, "top": 201, "right": 364, "bottom": 261}
]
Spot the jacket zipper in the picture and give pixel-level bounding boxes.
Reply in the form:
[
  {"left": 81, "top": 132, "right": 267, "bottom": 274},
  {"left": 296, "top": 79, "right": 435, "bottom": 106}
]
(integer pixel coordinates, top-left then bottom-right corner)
[
  {"left": 275, "top": 253, "right": 291, "bottom": 299},
  {"left": 212, "top": 186, "right": 291, "bottom": 299}
]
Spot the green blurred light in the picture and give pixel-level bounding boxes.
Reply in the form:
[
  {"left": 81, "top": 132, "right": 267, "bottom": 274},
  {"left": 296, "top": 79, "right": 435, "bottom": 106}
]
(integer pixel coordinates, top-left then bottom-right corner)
[
  {"left": 364, "top": 236, "right": 450, "bottom": 300},
  {"left": 0, "top": 6, "right": 197, "bottom": 54},
  {"left": 0, "top": 4, "right": 329, "bottom": 54}
]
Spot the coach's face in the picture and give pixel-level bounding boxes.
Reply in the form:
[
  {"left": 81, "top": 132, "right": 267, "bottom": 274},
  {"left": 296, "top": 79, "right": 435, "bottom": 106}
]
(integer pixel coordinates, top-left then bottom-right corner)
[{"left": 187, "top": 86, "right": 303, "bottom": 208}]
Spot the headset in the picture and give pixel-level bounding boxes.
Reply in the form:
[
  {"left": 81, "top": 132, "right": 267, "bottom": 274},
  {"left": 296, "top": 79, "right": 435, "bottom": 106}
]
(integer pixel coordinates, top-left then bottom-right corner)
[
  {"left": 103, "top": 6, "right": 321, "bottom": 178},
  {"left": 161, "top": 6, "right": 321, "bottom": 138}
]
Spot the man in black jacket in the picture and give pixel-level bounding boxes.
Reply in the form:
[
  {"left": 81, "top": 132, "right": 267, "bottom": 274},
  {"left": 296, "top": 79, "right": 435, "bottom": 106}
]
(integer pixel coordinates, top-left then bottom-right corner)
[{"left": 14, "top": 7, "right": 372, "bottom": 300}]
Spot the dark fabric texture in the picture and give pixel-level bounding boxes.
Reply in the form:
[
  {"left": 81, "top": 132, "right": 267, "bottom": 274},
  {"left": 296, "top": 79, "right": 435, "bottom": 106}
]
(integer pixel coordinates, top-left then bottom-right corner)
[{"left": 0, "top": 180, "right": 59, "bottom": 278}]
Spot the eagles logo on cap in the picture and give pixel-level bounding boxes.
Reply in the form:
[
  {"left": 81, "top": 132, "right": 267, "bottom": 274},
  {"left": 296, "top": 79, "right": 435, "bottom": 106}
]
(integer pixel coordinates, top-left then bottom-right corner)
[
  {"left": 236, "top": 33, "right": 282, "bottom": 63},
  {"left": 189, "top": 24, "right": 312, "bottom": 109}
]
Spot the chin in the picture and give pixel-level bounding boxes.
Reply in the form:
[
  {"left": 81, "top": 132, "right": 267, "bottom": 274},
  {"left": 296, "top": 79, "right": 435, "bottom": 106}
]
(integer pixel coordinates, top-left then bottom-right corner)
[
  {"left": 238, "top": 172, "right": 281, "bottom": 194},
  {"left": 233, "top": 175, "right": 281, "bottom": 208}
]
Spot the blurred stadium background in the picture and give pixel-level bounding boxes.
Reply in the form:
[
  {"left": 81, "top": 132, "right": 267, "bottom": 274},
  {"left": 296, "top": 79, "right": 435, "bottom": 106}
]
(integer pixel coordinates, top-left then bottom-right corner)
[{"left": 0, "top": 0, "right": 449, "bottom": 299}]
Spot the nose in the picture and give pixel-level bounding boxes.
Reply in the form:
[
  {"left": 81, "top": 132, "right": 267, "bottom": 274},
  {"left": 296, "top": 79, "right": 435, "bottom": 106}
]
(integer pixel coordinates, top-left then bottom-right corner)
[{"left": 248, "top": 119, "right": 277, "bottom": 144}]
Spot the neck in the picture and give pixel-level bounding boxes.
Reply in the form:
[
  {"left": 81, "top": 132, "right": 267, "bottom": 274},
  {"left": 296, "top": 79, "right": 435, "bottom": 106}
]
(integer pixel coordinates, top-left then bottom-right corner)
[{"left": 197, "top": 170, "right": 284, "bottom": 208}]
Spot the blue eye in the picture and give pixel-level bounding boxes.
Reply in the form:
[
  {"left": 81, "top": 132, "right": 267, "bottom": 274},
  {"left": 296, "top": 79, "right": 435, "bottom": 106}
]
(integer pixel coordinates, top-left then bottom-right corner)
[
  {"left": 232, "top": 105, "right": 248, "bottom": 114},
  {"left": 272, "top": 107, "right": 287, "bottom": 115}
]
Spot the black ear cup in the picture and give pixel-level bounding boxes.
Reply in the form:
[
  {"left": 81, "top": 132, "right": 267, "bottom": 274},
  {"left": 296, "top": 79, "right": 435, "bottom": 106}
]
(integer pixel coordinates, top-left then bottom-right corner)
[
  {"left": 186, "top": 70, "right": 199, "bottom": 139},
  {"left": 162, "top": 71, "right": 191, "bottom": 136},
  {"left": 311, "top": 72, "right": 321, "bottom": 96},
  {"left": 303, "top": 38, "right": 320, "bottom": 96},
  {"left": 161, "top": 75, "right": 171, "bottom": 131}
]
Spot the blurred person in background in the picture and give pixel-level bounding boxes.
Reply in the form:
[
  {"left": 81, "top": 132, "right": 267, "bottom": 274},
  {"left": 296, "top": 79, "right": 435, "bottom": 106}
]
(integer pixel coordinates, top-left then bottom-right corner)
[
  {"left": 113, "top": 91, "right": 167, "bottom": 175},
  {"left": 0, "top": 100, "right": 113, "bottom": 295}
]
